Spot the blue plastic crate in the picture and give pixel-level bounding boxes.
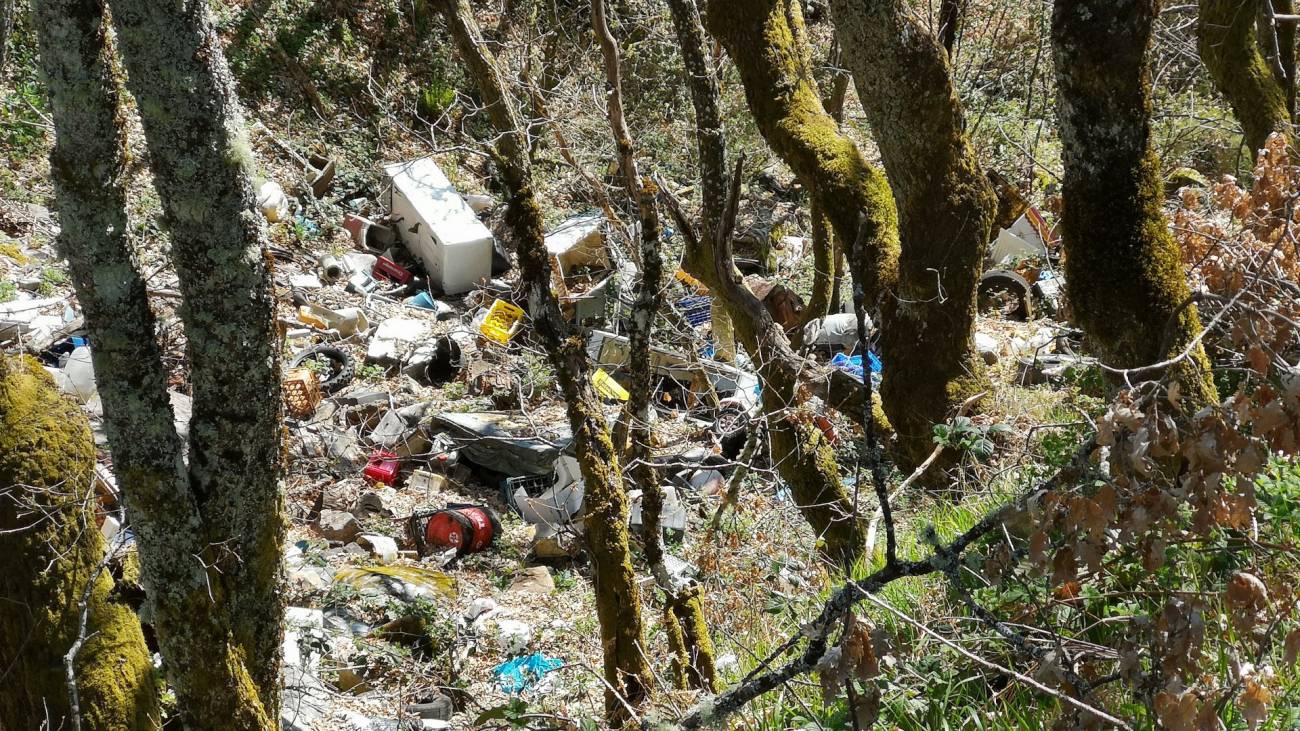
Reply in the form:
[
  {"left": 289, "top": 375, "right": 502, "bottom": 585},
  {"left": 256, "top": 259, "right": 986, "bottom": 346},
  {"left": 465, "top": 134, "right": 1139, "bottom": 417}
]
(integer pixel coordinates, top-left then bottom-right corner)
[{"left": 674, "top": 296, "right": 712, "bottom": 327}]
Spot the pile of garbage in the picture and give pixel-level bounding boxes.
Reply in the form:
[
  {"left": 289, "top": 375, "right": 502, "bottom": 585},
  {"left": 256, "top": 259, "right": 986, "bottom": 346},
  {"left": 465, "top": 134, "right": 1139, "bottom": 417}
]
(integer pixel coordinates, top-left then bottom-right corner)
[{"left": 3, "top": 146, "right": 1089, "bottom": 727}]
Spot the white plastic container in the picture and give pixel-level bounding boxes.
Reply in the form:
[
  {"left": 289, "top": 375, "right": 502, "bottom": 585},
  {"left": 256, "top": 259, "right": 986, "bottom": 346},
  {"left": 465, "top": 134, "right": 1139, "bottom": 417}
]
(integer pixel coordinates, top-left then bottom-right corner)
[{"left": 384, "top": 158, "right": 493, "bottom": 295}]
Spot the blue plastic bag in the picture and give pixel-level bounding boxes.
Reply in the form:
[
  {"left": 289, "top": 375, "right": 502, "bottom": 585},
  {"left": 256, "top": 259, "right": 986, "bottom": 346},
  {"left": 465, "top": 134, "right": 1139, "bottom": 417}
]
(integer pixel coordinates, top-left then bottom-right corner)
[{"left": 492, "top": 652, "right": 564, "bottom": 694}]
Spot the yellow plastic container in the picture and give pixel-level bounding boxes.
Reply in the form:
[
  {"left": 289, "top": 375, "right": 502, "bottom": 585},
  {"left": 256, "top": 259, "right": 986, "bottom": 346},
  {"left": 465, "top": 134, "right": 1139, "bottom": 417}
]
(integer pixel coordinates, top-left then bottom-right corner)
[
  {"left": 592, "top": 368, "right": 630, "bottom": 401},
  {"left": 480, "top": 299, "right": 525, "bottom": 344}
]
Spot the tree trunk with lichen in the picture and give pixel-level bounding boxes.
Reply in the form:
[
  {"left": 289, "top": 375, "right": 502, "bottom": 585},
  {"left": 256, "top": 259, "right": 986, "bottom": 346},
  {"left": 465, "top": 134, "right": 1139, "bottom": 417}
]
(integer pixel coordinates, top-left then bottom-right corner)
[
  {"left": 670, "top": 0, "right": 866, "bottom": 569},
  {"left": 1055, "top": 0, "right": 1219, "bottom": 408},
  {"left": 828, "top": 0, "right": 995, "bottom": 478},
  {"left": 33, "top": 0, "right": 283, "bottom": 725},
  {"left": 700, "top": 0, "right": 898, "bottom": 304},
  {"left": 1199, "top": 0, "right": 1292, "bottom": 153},
  {"left": 435, "top": 1, "right": 653, "bottom": 721},
  {"left": 107, "top": 0, "right": 286, "bottom": 712},
  {"left": 593, "top": 0, "right": 718, "bottom": 691},
  {"left": 0, "top": 356, "right": 160, "bottom": 731}
]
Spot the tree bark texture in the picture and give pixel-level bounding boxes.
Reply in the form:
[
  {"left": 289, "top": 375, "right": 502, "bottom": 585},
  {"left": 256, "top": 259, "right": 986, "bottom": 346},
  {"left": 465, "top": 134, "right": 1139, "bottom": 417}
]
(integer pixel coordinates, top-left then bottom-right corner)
[
  {"left": 670, "top": 0, "right": 866, "bottom": 569},
  {"left": 1054, "top": 0, "right": 1219, "bottom": 408},
  {"left": 33, "top": 0, "right": 282, "bottom": 725},
  {"left": 829, "top": 0, "right": 995, "bottom": 475},
  {"left": 106, "top": 0, "right": 285, "bottom": 712},
  {"left": 593, "top": 0, "right": 717, "bottom": 691},
  {"left": 0, "top": 356, "right": 160, "bottom": 731},
  {"left": 1199, "top": 0, "right": 1292, "bottom": 152},
  {"left": 700, "top": 0, "right": 899, "bottom": 305},
  {"left": 435, "top": 0, "right": 653, "bottom": 721}
]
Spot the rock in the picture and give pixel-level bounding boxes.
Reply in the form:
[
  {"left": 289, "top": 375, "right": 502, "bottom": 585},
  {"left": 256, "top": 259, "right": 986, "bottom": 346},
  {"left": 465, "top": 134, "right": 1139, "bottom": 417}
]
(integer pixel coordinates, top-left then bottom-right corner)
[
  {"left": 332, "top": 388, "right": 390, "bottom": 407},
  {"left": 370, "top": 409, "right": 409, "bottom": 448},
  {"left": 319, "top": 483, "right": 360, "bottom": 513},
  {"left": 289, "top": 566, "right": 334, "bottom": 592},
  {"left": 1166, "top": 166, "right": 1209, "bottom": 193},
  {"left": 351, "top": 489, "right": 395, "bottom": 519},
  {"left": 508, "top": 566, "right": 554, "bottom": 595},
  {"left": 366, "top": 317, "right": 430, "bottom": 363},
  {"left": 407, "top": 693, "right": 454, "bottom": 721},
  {"left": 494, "top": 618, "right": 532, "bottom": 654},
  {"left": 358, "top": 533, "right": 399, "bottom": 563},
  {"left": 974, "top": 332, "right": 1000, "bottom": 365},
  {"left": 532, "top": 527, "right": 580, "bottom": 559},
  {"left": 317, "top": 509, "right": 361, "bottom": 543},
  {"left": 286, "top": 606, "right": 325, "bottom": 630}
]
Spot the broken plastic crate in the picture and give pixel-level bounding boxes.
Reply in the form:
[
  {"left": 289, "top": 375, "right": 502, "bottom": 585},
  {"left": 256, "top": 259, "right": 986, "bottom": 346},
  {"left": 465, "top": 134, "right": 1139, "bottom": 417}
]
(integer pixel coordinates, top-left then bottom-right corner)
[
  {"left": 830, "top": 351, "right": 882, "bottom": 381},
  {"left": 591, "top": 368, "right": 629, "bottom": 401},
  {"left": 674, "top": 295, "right": 712, "bottom": 327},
  {"left": 480, "top": 299, "right": 525, "bottom": 344},
  {"left": 502, "top": 474, "right": 554, "bottom": 511},
  {"left": 282, "top": 368, "right": 322, "bottom": 418}
]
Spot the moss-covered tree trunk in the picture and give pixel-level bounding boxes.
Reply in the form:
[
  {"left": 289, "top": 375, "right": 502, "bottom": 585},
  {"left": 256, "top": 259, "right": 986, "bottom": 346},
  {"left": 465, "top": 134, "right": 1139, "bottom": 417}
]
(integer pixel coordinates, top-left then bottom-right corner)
[
  {"left": 1199, "top": 0, "right": 1292, "bottom": 152},
  {"left": 671, "top": 0, "right": 866, "bottom": 569},
  {"left": 34, "top": 0, "right": 282, "bottom": 725},
  {"left": 1054, "top": 0, "right": 1218, "bottom": 408},
  {"left": 0, "top": 357, "right": 160, "bottom": 731},
  {"left": 434, "top": 1, "right": 653, "bottom": 722},
  {"left": 827, "top": 0, "right": 995, "bottom": 477},
  {"left": 700, "top": 0, "right": 898, "bottom": 302}
]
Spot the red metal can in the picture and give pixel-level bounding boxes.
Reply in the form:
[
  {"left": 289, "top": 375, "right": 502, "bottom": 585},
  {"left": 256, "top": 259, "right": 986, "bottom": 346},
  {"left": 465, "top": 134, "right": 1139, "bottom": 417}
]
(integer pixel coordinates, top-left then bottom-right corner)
[{"left": 363, "top": 450, "right": 400, "bottom": 485}]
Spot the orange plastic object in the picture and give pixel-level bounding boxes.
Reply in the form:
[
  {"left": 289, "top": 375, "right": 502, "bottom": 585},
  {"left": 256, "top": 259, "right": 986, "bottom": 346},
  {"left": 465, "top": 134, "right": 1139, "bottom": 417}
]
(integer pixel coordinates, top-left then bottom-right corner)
[{"left": 282, "top": 368, "right": 322, "bottom": 418}]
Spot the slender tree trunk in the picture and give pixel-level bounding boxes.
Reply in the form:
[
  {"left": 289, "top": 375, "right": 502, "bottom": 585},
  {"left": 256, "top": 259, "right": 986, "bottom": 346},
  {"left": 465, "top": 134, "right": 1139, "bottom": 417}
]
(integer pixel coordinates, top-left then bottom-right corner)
[
  {"left": 107, "top": 0, "right": 286, "bottom": 710},
  {"left": 1273, "top": 0, "right": 1297, "bottom": 120},
  {"left": 0, "top": 356, "right": 160, "bottom": 731},
  {"left": 829, "top": 0, "right": 996, "bottom": 477},
  {"left": 593, "top": 0, "right": 718, "bottom": 690},
  {"left": 434, "top": 1, "right": 653, "bottom": 721},
  {"left": 1199, "top": 0, "right": 1292, "bottom": 152},
  {"left": 1054, "top": 0, "right": 1219, "bottom": 408},
  {"left": 669, "top": 0, "right": 866, "bottom": 569},
  {"left": 33, "top": 0, "right": 280, "bottom": 725},
  {"left": 938, "top": 0, "right": 964, "bottom": 57}
]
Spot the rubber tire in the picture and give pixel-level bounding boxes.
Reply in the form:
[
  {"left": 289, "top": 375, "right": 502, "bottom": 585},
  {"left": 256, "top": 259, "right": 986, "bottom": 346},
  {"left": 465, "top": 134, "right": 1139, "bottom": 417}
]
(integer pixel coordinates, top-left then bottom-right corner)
[
  {"left": 289, "top": 344, "right": 355, "bottom": 394},
  {"left": 978, "top": 269, "right": 1033, "bottom": 321}
]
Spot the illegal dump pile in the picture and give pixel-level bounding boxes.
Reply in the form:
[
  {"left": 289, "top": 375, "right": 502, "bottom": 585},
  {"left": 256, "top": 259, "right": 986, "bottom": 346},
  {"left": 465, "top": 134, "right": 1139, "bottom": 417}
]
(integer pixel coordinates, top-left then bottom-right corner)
[{"left": 0, "top": 137, "right": 1110, "bottom": 726}]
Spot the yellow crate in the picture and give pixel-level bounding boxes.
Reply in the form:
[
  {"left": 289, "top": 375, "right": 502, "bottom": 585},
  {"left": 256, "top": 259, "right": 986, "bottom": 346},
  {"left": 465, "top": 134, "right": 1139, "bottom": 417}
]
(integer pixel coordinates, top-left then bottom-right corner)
[
  {"left": 283, "top": 367, "right": 322, "bottom": 418},
  {"left": 480, "top": 299, "right": 525, "bottom": 344},
  {"left": 592, "top": 368, "right": 629, "bottom": 401}
]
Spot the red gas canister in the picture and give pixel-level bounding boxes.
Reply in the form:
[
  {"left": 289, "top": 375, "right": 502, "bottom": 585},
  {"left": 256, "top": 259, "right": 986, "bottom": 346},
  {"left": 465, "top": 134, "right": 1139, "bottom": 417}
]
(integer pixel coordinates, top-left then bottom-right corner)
[{"left": 408, "top": 504, "right": 501, "bottom": 557}]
